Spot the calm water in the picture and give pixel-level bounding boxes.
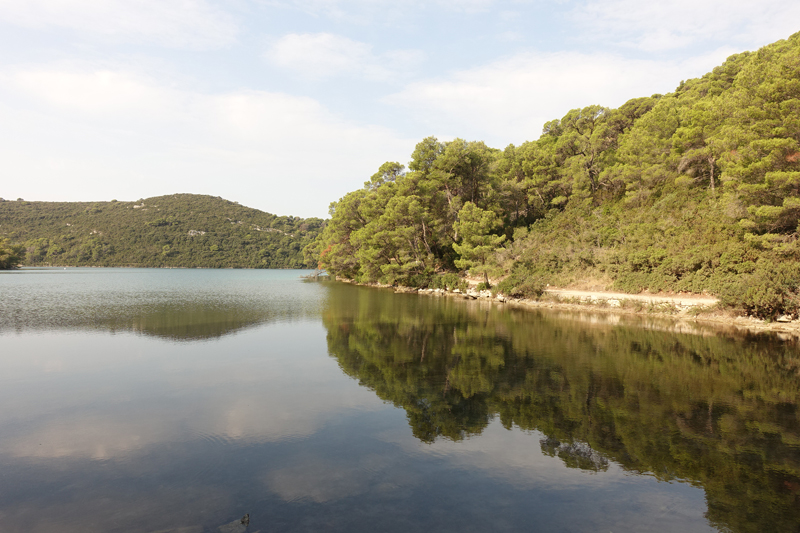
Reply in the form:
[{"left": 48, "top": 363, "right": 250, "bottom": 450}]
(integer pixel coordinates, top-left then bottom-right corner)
[{"left": 1, "top": 268, "right": 799, "bottom": 532}]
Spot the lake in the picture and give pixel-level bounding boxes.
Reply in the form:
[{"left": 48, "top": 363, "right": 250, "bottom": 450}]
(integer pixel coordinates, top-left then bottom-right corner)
[{"left": 1, "top": 268, "right": 799, "bottom": 532}]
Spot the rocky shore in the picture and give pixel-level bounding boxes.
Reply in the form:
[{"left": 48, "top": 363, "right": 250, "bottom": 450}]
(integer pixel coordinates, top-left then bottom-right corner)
[{"left": 383, "top": 282, "right": 800, "bottom": 339}]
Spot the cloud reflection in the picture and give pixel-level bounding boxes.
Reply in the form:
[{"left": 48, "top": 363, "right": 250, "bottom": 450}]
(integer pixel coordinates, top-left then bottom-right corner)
[{"left": 0, "top": 325, "right": 384, "bottom": 461}]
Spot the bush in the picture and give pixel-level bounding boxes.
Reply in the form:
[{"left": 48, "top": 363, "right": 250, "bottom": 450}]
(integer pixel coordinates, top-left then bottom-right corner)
[
  {"left": 497, "top": 269, "right": 545, "bottom": 299},
  {"left": 399, "top": 272, "right": 468, "bottom": 292},
  {"left": 398, "top": 272, "right": 432, "bottom": 288},
  {"left": 430, "top": 273, "right": 468, "bottom": 292},
  {"left": 718, "top": 262, "right": 800, "bottom": 319},
  {"left": 0, "top": 238, "right": 25, "bottom": 269}
]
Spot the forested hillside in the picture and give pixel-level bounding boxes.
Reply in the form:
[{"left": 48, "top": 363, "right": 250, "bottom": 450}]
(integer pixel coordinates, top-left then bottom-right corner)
[
  {"left": 309, "top": 31, "right": 800, "bottom": 318},
  {"left": 0, "top": 194, "right": 324, "bottom": 268},
  {"left": 0, "top": 238, "right": 24, "bottom": 269}
]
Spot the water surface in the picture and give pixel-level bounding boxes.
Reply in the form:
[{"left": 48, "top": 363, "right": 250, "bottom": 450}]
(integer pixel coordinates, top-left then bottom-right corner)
[{"left": 1, "top": 268, "right": 798, "bottom": 532}]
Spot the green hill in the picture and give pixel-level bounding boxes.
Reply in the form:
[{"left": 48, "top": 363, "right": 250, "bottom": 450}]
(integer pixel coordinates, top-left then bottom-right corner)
[
  {"left": 0, "top": 194, "right": 324, "bottom": 268},
  {"left": 310, "top": 31, "right": 800, "bottom": 318}
]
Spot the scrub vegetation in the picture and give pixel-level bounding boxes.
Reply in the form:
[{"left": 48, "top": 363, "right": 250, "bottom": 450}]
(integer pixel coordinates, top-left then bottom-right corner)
[
  {"left": 0, "top": 237, "right": 25, "bottom": 269},
  {"left": 0, "top": 194, "right": 324, "bottom": 269},
  {"left": 309, "top": 32, "right": 800, "bottom": 318}
]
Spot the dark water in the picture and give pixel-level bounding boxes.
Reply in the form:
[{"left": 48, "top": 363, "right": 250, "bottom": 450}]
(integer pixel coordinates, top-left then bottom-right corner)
[{"left": 1, "top": 268, "right": 799, "bottom": 533}]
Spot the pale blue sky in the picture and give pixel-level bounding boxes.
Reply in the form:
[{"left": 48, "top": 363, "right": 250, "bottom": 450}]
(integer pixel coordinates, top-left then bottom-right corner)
[{"left": 1, "top": 0, "right": 798, "bottom": 218}]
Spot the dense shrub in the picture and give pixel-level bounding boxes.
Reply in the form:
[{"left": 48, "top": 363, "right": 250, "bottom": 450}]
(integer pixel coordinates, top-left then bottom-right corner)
[
  {"left": 0, "top": 238, "right": 25, "bottom": 269},
  {"left": 396, "top": 272, "right": 468, "bottom": 292},
  {"left": 497, "top": 268, "right": 545, "bottom": 299},
  {"left": 718, "top": 263, "right": 800, "bottom": 319},
  {"left": 429, "top": 273, "right": 468, "bottom": 292}
]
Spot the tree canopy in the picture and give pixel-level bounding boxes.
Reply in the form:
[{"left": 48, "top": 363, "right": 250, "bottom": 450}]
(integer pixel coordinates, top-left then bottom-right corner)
[
  {"left": 310, "top": 31, "right": 800, "bottom": 318},
  {"left": 0, "top": 238, "right": 24, "bottom": 269}
]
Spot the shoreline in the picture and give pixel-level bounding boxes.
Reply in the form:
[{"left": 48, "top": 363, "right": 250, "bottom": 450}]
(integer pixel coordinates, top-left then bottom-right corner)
[
  {"left": 504, "top": 294, "right": 800, "bottom": 339},
  {"left": 342, "top": 278, "right": 800, "bottom": 340}
]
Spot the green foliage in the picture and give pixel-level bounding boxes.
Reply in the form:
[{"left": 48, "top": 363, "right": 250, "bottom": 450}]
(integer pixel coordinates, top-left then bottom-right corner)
[
  {"left": 315, "top": 137, "right": 500, "bottom": 286},
  {"left": 310, "top": 31, "right": 800, "bottom": 315},
  {"left": 428, "top": 272, "right": 468, "bottom": 292},
  {"left": 496, "top": 267, "right": 545, "bottom": 299},
  {"left": 395, "top": 272, "right": 468, "bottom": 292},
  {"left": 0, "top": 238, "right": 25, "bottom": 269},
  {"left": 0, "top": 194, "right": 324, "bottom": 268},
  {"left": 718, "top": 262, "right": 800, "bottom": 318},
  {"left": 365, "top": 161, "right": 405, "bottom": 190},
  {"left": 452, "top": 202, "right": 506, "bottom": 285}
]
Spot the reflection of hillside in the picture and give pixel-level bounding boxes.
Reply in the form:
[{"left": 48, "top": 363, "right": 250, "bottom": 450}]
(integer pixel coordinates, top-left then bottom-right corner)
[
  {"left": 105, "top": 302, "right": 285, "bottom": 340},
  {"left": 1, "top": 281, "right": 325, "bottom": 341},
  {"left": 322, "top": 284, "right": 800, "bottom": 533},
  {"left": 0, "top": 301, "right": 317, "bottom": 341}
]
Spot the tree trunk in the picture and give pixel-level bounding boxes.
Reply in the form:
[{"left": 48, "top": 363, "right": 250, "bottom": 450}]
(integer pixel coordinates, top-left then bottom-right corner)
[
  {"left": 708, "top": 156, "right": 716, "bottom": 193},
  {"left": 421, "top": 221, "right": 433, "bottom": 256}
]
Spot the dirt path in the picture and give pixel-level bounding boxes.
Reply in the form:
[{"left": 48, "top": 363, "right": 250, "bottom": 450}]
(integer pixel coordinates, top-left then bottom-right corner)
[{"left": 545, "top": 289, "right": 718, "bottom": 307}]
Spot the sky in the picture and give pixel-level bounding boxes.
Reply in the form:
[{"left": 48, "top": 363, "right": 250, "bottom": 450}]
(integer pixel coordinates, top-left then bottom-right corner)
[{"left": 1, "top": 1, "right": 798, "bottom": 218}]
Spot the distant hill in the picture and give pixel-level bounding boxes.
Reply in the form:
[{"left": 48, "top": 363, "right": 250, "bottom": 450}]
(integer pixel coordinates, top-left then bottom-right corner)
[{"left": 0, "top": 194, "right": 325, "bottom": 268}]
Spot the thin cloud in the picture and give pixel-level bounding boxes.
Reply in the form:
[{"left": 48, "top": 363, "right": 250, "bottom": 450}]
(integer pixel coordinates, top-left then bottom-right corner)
[
  {"left": 1, "top": 65, "right": 415, "bottom": 217},
  {"left": 573, "top": 0, "right": 800, "bottom": 52},
  {"left": 260, "top": 0, "right": 519, "bottom": 23},
  {"left": 385, "top": 48, "right": 735, "bottom": 146},
  {"left": 13, "top": 69, "right": 174, "bottom": 118},
  {"left": 265, "top": 32, "right": 424, "bottom": 81},
  {"left": 0, "top": 0, "right": 239, "bottom": 49}
]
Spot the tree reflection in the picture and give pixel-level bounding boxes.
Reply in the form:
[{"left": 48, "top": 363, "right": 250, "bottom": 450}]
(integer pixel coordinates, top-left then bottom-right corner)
[{"left": 322, "top": 283, "right": 800, "bottom": 532}]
